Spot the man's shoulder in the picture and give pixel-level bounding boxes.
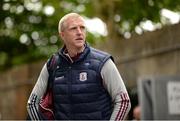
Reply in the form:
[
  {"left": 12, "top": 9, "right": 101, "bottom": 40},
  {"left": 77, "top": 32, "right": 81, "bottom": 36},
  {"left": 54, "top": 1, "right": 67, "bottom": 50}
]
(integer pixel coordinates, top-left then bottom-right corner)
[
  {"left": 90, "top": 47, "right": 110, "bottom": 56},
  {"left": 46, "top": 53, "right": 59, "bottom": 72},
  {"left": 88, "top": 47, "right": 113, "bottom": 62}
]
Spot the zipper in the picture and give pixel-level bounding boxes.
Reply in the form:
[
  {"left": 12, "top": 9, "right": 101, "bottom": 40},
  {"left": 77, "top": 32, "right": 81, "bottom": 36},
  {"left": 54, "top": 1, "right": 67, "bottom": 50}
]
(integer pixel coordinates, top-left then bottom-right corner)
[{"left": 68, "top": 66, "right": 73, "bottom": 119}]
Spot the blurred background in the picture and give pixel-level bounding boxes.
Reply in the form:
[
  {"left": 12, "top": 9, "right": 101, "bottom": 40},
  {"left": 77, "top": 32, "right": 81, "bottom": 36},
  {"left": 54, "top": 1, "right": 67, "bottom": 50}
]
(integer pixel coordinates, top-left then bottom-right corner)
[{"left": 0, "top": 0, "right": 180, "bottom": 120}]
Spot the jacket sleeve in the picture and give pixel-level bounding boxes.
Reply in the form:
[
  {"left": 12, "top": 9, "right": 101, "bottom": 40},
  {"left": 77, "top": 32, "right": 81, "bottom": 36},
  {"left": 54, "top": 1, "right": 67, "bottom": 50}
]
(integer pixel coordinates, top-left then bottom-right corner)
[
  {"left": 27, "top": 63, "right": 49, "bottom": 120},
  {"left": 101, "top": 59, "right": 131, "bottom": 121}
]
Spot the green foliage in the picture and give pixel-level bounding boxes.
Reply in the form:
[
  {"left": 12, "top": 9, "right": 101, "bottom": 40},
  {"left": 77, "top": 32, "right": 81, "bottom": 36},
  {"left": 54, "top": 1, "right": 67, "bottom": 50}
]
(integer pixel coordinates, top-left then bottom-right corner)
[
  {"left": 114, "top": 0, "right": 180, "bottom": 33},
  {"left": 0, "top": 0, "right": 180, "bottom": 71}
]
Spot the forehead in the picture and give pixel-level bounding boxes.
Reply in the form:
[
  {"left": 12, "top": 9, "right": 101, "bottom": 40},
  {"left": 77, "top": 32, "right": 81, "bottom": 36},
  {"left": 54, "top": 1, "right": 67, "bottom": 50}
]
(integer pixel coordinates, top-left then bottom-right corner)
[{"left": 65, "top": 16, "right": 85, "bottom": 27}]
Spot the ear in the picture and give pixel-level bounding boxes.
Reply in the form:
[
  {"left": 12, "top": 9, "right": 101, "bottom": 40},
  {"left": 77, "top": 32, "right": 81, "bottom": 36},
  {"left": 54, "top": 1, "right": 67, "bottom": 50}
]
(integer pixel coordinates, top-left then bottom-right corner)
[
  {"left": 59, "top": 32, "right": 64, "bottom": 39},
  {"left": 59, "top": 32, "right": 65, "bottom": 43}
]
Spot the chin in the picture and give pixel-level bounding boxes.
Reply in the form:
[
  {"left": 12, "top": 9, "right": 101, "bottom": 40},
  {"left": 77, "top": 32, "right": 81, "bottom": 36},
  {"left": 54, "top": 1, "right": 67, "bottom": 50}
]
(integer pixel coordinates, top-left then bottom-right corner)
[{"left": 76, "top": 43, "right": 84, "bottom": 48}]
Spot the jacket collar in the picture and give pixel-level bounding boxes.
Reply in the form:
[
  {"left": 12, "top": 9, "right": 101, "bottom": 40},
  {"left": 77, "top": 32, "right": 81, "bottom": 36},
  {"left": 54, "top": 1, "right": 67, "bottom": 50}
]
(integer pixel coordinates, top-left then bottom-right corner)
[{"left": 59, "top": 43, "right": 90, "bottom": 63}]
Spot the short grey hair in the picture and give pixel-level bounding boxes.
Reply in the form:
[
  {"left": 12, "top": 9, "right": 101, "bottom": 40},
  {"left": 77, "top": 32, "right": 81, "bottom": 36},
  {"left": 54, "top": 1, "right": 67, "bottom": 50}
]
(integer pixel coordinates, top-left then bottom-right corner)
[{"left": 58, "top": 13, "right": 84, "bottom": 33}]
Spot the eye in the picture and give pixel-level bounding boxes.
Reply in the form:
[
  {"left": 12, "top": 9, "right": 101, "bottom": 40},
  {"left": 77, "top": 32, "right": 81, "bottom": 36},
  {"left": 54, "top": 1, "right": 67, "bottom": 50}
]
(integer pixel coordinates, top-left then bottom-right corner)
[
  {"left": 80, "top": 26, "right": 86, "bottom": 31},
  {"left": 80, "top": 26, "right": 85, "bottom": 29}
]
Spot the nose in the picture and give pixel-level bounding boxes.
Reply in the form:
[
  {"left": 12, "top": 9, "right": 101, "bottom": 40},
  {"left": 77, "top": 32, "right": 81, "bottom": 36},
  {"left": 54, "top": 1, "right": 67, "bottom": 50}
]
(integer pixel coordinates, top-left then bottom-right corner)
[{"left": 76, "top": 27, "right": 83, "bottom": 34}]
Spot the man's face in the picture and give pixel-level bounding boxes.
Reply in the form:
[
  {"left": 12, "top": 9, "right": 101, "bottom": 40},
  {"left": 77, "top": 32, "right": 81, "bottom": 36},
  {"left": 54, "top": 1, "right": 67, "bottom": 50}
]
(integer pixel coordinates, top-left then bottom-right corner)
[{"left": 60, "top": 17, "right": 86, "bottom": 49}]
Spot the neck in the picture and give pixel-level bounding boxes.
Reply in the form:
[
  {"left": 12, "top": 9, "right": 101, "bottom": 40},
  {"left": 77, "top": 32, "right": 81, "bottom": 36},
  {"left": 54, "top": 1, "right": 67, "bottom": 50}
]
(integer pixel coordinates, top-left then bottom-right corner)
[{"left": 66, "top": 46, "right": 85, "bottom": 57}]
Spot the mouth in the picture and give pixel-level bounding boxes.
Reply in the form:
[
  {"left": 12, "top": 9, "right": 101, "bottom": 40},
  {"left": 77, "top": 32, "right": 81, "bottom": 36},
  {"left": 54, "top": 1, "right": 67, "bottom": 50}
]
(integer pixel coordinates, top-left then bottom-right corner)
[{"left": 75, "top": 37, "right": 84, "bottom": 41}]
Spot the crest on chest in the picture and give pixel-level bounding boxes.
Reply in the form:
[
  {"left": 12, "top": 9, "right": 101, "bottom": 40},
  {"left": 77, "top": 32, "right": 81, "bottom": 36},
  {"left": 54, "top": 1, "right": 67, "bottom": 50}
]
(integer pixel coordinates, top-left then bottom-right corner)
[{"left": 79, "top": 72, "right": 87, "bottom": 81}]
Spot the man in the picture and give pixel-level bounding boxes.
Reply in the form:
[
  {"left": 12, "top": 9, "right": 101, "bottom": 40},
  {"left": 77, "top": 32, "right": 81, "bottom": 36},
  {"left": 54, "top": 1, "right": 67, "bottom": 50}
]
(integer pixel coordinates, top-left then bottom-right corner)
[{"left": 27, "top": 13, "right": 131, "bottom": 120}]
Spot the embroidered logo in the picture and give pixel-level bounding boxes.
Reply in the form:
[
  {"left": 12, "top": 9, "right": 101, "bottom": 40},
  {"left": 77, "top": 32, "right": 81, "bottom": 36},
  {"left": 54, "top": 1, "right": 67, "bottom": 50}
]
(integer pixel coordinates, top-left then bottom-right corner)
[
  {"left": 79, "top": 72, "right": 87, "bottom": 81},
  {"left": 84, "top": 62, "right": 90, "bottom": 66},
  {"left": 55, "top": 76, "right": 64, "bottom": 80}
]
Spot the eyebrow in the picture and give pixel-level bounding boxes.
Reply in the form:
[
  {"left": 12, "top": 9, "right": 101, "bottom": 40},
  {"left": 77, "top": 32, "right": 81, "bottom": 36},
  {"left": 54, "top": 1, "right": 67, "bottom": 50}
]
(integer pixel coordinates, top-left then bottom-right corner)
[{"left": 68, "top": 24, "right": 85, "bottom": 29}]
